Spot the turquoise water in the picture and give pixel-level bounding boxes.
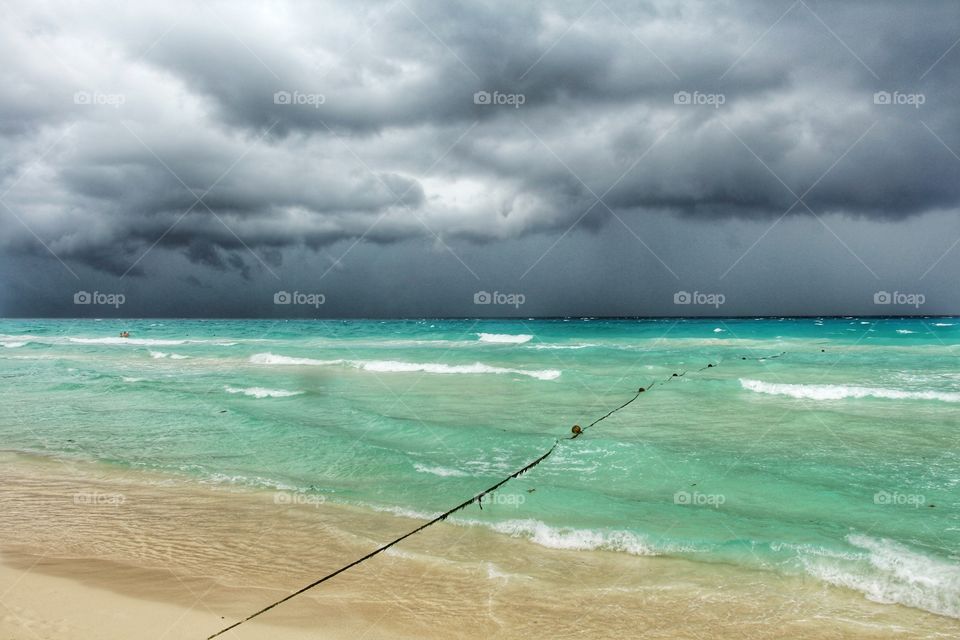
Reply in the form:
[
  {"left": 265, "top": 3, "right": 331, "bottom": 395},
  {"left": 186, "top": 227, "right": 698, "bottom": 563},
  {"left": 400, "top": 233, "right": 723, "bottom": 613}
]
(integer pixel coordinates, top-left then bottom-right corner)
[{"left": 2, "top": 318, "right": 959, "bottom": 618}]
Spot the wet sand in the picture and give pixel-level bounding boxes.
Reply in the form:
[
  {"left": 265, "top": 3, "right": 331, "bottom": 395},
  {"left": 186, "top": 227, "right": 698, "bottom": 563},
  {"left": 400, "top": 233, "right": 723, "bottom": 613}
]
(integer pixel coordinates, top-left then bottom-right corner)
[{"left": 1, "top": 452, "right": 957, "bottom": 639}]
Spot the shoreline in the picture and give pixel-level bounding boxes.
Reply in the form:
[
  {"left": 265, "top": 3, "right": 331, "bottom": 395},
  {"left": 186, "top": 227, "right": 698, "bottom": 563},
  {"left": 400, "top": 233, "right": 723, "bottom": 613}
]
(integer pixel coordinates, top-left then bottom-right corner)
[{"left": 1, "top": 451, "right": 958, "bottom": 639}]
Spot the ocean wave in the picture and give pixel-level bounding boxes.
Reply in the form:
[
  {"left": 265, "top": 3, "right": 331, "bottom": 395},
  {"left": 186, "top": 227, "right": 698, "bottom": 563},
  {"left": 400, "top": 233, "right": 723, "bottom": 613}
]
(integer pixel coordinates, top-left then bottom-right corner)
[
  {"left": 468, "top": 519, "right": 656, "bottom": 556},
  {"left": 933, "top": 322, "right": 954, "bottom": 327},
  {"left": 250, "top": 353, "right": 560, "bottom": 380},
  {"left": 149, "top": 351, "right": 189, "bottom": 360},
  {"left": 477, "top": 333, "right": 533, "bottom": 344},
  {"left": 740, "top": 379, "right": 960, "bottom": 403},
  {"left": 1, "top": 341, "right": 28, "bottom": 348},
  {"left": 413, "top": 463, "right": 469, "bottom": 477},
  {"left": 530, "top": 343, "right": 599, "bottom": 350},
  {"left": 802, "top": 534, "right": 960, "bottom": 619},
  {"left": 360, "top": 360, "right": 560, "bottom": 380},
  {"left": 224, "top": 386, "right": 303, "bottom": 398}
]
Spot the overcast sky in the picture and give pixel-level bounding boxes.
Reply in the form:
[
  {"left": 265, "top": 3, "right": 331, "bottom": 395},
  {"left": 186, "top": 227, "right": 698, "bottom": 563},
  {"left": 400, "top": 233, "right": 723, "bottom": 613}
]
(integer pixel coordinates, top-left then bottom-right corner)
[{"left": 2, "top": 0, "right": 959, "bottom": 317}]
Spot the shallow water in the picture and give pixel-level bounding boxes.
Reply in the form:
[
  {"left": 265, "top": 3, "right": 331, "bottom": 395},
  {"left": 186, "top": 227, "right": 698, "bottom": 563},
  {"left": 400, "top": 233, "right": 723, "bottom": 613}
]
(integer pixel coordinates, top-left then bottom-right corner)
[{"left": 1, "top": 317, "right": 958, "bottom": 620}]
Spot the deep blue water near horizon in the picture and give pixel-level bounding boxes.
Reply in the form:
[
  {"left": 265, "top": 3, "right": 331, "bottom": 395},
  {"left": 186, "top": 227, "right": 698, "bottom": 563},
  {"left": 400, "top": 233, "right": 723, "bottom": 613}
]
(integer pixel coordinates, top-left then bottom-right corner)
[{"left": 1, "top": 317, "right": 958, "bottom": 619}]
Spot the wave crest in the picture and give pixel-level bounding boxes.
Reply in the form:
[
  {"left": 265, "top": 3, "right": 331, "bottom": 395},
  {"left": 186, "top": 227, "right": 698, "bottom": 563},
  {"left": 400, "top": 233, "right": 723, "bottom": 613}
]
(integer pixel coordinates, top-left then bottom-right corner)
[
  {"left": 477, "top": 333, "right": 533, "bottom": 344},
  {"left": 224, "top": 386, "right": 303, "bottom": 398},
  {"left": 740, "top": 379, "right": 960, "bottom": 403},
  {"left": 250, "top": 353, "right": 560, "bottom": 380}
]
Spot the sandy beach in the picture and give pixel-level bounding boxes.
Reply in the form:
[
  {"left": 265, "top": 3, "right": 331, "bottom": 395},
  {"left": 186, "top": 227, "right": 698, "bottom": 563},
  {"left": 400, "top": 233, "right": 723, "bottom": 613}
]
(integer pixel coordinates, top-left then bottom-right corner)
[{"left": 1, "top": 451, "right": 957, "bottom": 640}]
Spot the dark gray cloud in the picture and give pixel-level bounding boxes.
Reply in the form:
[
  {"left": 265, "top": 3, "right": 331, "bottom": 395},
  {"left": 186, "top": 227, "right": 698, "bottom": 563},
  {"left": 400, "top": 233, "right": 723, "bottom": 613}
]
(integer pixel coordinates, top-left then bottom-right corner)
[{"left": 1, "top": 0, "right": 960, "bottom": 316}]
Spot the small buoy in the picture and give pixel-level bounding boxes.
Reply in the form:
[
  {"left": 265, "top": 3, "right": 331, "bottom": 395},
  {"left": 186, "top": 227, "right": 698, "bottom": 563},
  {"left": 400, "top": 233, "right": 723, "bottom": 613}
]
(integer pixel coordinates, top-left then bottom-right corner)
[
  {"left": 637, "top": 387, "right": 645, "bottom": 393},
  {"left": 672, "top": 373, "right": 678, "bottom": 377},
  {"left": 707, "top": 363, "right": 714, "bottom": 368},
  {"left": 741, "top": 356, "right": 747, "bottom": 360},
  {"left": 821, "top": 349, "right": 825, "bottom": 353},
  {"left": 571, "top": 424, "right": 582, "bottom": 435}
]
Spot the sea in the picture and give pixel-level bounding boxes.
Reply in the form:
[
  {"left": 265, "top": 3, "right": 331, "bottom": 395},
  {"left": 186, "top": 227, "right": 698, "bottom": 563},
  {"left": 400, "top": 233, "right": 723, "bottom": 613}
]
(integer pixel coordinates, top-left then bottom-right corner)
[{"left": 1, "top": 317, "right": 958, "bottom": 620}]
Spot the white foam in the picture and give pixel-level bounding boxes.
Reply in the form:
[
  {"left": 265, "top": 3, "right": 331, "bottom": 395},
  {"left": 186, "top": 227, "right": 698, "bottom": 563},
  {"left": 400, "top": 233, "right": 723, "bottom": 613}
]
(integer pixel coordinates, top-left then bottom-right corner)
[
  {"left": 413, "top": 463, "right": 469, "bottom": 477},
  {"left": 368, "top": 504, "right": 440, "bottom": 521},
  {"left": 359, "top": 360, "right": 560, "bottom": 380},
  {"left": 740, "top": 379, "right": 960, "bottom": 403},
  {"left": 713, "top": 328, "right": 725, "bottom": 333},
  {"left": 1, "top": 341, "right": 28, "bottom": 348},
  {"left": 477, "top": 333, "right": 533, "bottom": 344},
  {"left": 224, "top": 386, "right": 303, "bottom": 398},
  {"left": 475, "top": 519, "right": 656, "bottom": 556},
  {"left": 121, "top": 377, "right": 145, "bottom": 383},
  {"left": 149, "top": 351, "right": 188, "bottom": 359},
  {"left": 250, "top": 353, "right": 560, "bottom": 380},
  {"left": 530, "top": 343, "right": 598, "bottom": 350},
  {"left": 804, "top": 535, "right": 960, "bottom": 619},
  {"left": 896, "top": 329, "right": 916, "bottom": 334},
  {"left": 933, "top": 322, "right": 954, "bottom": 327}
]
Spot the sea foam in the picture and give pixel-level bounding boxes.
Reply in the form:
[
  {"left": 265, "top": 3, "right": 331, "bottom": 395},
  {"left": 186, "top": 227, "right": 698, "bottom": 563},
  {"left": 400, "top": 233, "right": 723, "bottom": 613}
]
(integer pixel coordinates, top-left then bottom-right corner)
[
  {"left": 250, "top": 353, "right": 560, "bottom": 380},
  {"left": 471, "top": 519, "right": 656, "bottom": 556},
  {"left": 413, "top": 463, "right": 469, "bottom": 477},
  {"left": 477, "top": 333, "right": 533, "bottom": 344},
  {"left": 224, "top": 386, "right": 303, "bottom": 398},
  {"left": 803, "top": 534, "right": 960, "bottom": 619},
  {"left": 740, "top": 379, "right": 960, "bottom": 403}
]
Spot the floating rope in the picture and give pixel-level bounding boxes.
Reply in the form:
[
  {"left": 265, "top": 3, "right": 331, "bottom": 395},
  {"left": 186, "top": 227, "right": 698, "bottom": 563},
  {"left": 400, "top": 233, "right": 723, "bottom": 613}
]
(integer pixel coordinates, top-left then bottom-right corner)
[{"left": 208, "top": 351, "right": 786, "bottom": 638}]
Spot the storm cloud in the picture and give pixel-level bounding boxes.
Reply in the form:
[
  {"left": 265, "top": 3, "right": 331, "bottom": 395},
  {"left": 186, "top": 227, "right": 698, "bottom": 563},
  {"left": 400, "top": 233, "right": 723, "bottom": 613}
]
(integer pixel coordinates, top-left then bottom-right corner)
[{"left": 1, "top": 0, "right": 959, "bottom": 316}]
